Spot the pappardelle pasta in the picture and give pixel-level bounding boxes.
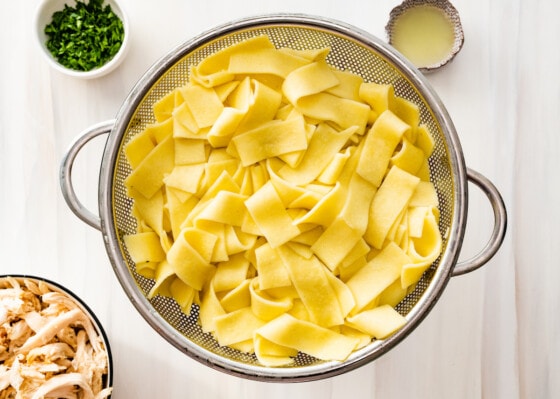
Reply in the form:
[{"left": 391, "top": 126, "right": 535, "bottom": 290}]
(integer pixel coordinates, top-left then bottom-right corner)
[{"left": 123, "top": 35, "right": 442, "bottom": 366}]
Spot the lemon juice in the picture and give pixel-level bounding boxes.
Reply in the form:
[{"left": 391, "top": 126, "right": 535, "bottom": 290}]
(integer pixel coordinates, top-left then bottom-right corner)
[{"left": 390, "top": 5, "right": 456, "bottom": 68}]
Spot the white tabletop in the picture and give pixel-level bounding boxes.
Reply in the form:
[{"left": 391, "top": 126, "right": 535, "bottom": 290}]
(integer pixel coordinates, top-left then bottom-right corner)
[{"left": 1, "top": 0, "right": 558, "bottom": 398}]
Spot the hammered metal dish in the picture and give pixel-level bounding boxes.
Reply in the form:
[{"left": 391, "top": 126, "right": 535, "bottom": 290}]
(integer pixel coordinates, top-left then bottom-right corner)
[{"left": 386, "top": 0, "right": 465, "bottom": 72}]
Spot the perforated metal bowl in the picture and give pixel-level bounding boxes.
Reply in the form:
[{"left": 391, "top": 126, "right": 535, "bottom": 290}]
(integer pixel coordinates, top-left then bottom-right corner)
[{"left": 60, "top": 14, "right": 506, "bottom": 382}]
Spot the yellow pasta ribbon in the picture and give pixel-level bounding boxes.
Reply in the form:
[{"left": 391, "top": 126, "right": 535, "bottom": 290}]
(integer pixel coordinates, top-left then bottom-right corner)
[
  {"left": 359, "top": 82, "right": 396, "bottom": 114},
  {"left": 191, "top": 35, "right": 275, "bottom": 87},
  {"left": 365, "top": 166, "right": 420, "bottom": 249},
  {"left": 153, "top": 88, "right": 176, "bottom": 122},
  {"left": 254, "top": 334, "right": 298, "bottom": 367},
  {"left": 125, "top": 127, "right": 155, "bottom": 169},
  {"left": 166, "top": 191, "right": 197, "bottom": 240},
  {"left": 250, "top": 279, "right": 293, "bottom": 321},
  {"left": 394, "top": 97, "right": 420, "bottom": 142},
  {"left": 356, "top": 110, "right": 410, "bottom": 187},
  {"left": 125, "top": 135, "right": 174, "bottom": 199},
  {"left": 195, "top": 191, "right": 248, "bottom": 227},
  {"left": 402, "top": 209, "right": 442, "bottom": 287},
  {"left": 130, "top": 188, "right": 165, "bottom": 236},
  {"left": 414, "top": 124, "right": 435, "bottom": 157},
  {"left": 276, "top": 245, "right": 343, "bottom": 327},
  {"left": 123, "top": 231, "right": 166, "bottom": 264},
  {"left": 255, "top": 242, "right": 291, "bottom": 290},
  {"left": 199, "top": 281, "right": 225, "bottom": 333},
  {"left": 294, "top": 92, "right": 370, "bottom": 134},
  {"left": 231, "top": 117, "right": 309, "bottom": 167},
  {"left": 212, "top": 253, "right": 250, "bottom": 293},
  {"left": 163, "top": 164, "right": 205, "bottom": 194},
  {"left": 170, "top": 278, "right": 196, "bottom": 315},
  {"left": 292, "top": 182, "right": 345, "bottom": 227},
  {"left": 311, "top": 217, "right": 363, "bottom": 272},
  {"left": 180, "top": 84, "right": 224, "bottom": 129},
  {"left": 346, "top": 304, "right": 407, "bottom": 339},
  {"left": 279, "top": 123, "right": 357, "bottom": 185},
  {"left": 409, "top": 181, "right": 439, "bottom": 208},
  {"left": 220, "top": 279, "right": 252, "bottom": 313},
  {"left": 390, "top": 138, "right": 425, "bottom": 175},
  {"left": 234, "top": 78, "right": 283, "bottom": 134},
  {"left": 244, "top": 182, "right": 301, "bottom": 248},
  {"left": 214, "top": 307, "right": 267, "bottom": 347},
  {"left": 327, "top": 69, "right": 364, "bottom": 101},
  {"left": 147, "top": 260, "right": 175, "bottom": 299},
  {"left": 346, "top": 242, "right": 412, "bottom": 313},
  {"left": 174, "top": 138, "right": 206, "bottom": 165},
  {"left": 166, "top": 228, "right": 217, "bottom": 291},
  {"left": 255, "top": 314, "right": 359, "bottom": 361},
  {"left": 283, "top": 60, "right": 340, "bottom": 104},
  {"left": 228, "top": 47, "right": 311, "bottom": 78}
]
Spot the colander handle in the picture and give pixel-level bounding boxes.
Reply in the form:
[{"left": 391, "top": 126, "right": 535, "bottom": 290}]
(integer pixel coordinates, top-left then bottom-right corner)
[
  {"left": 452, "top": 168, "right": 507, "bottom": 276},
  {"left": 60, "top": 120, "right": 114, "bottom": 231}
]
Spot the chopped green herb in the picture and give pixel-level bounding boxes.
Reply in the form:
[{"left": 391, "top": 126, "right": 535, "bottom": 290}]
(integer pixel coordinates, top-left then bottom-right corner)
[{"left": 44, "top": 0, "right": 125, "bottom": 72}]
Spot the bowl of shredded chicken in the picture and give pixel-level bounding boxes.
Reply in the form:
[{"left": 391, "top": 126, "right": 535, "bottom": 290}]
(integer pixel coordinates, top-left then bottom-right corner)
[{"left": 0, "top": 275, "right": 112, "bottom": 399}]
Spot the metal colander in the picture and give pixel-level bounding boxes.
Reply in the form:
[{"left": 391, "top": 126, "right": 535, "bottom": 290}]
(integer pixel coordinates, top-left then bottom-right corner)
[{"left": 60, "top": 14, "right": 507, "bottom": 382}]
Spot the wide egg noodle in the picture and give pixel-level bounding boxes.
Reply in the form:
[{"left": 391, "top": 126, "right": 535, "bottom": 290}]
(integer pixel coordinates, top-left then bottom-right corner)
[
  {"left": 255, "top": 314, "right": 360, "bottom": 361},
  {"left": 254, "top": 334, "right": 298, "bottom": 367},
  {"left": 359, "top": 82, "right": 396, "bottom": 115},
  {"left": 166, "top": 228, "right": 217, "bottom": 291},
  {"left": 174, "top": 137, "right": 206, "bottom": 165},
  {"left": 275, "top": 245, "right": 343, "bottom": 328},
  {"left": 179, "top": 84, "right": 224, "bottom": 129},
  {"left": 213, "top": 253, "right": 251, "bottom": 293},
  {"left": 365, "top": 165, "right": 421, "bottom": 249},
  {"left": 191, "top": 35, "right": 276, "bottom": 87},
  {"left": 195, "top": 190, "right": 248, "bottom": 227},
  {"left": 219, "top": 279, "right": 252, "bottom": 313},
  {"left": 124, "top": 135, "right": 175, "bottom": 199},
  {"left": 390, "top": 137, "right": 425, "bottom": 175},
  {"left": 282, "top": 60, "right": 340, "bottom": 104},
  {"left": 231, "top": 116, "right": 309, "bottom": 167},
  {"left": 214, "top": 307, "right": 266, "bottom": 348},
  {"left": 310, "top": 217, "right": 363, "bottom": 272},
  {"left": 278, "top": 123, "right": 358, "bottom": 185},
  {"left": 346, "top": 304, "right": 407, "bottom": 339},
  {"left": 346, "top": 242, "right": 412, "bottom": 313},
  {"left": 124, "top": 127, "right": 155, "bottom": 169},
  {"left": 356, "top": 110, "right": 411, "bottom": 187},
  {"left": 401, "top": 209, "right": 442, "bottom": 287},
  {"left": 147, "top": 260, "right": 175, "bottom": 299},
  {"left": 249, "top": 278, "right": 294, "bottom": 321},
  {"left": 123, "top": 231, "right": 166, "bottom": 265},
  {"left": 170, "top": 277, "right": 196, "bottom": 315},
  {"left": 255, "top": 242, "right": 291, "bottom": 290},
  {"left": 228, "top": 47, "right": 311, "bottom": 78},
  {"left": 163, "top": 164, "right": 205, "bottom": 194},
  {"left": 244, "top": 181, "right": 301, "bottom": 248}
]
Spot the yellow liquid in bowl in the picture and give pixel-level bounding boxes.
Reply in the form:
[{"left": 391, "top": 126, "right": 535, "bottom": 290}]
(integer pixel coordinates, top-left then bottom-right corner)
[{"left": 390, "top": 5, "right": 456, "bottom": 68}]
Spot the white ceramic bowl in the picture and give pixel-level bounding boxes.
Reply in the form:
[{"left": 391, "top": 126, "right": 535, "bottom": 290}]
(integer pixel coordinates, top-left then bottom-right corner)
[{"left": 34, "top": 0, "right": 130, "bottom": 79}]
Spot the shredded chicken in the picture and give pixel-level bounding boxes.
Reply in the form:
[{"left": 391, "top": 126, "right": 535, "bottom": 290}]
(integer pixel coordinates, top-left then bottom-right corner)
[{"left": 0, "top": 277, "right": 112, "bottom": 399}]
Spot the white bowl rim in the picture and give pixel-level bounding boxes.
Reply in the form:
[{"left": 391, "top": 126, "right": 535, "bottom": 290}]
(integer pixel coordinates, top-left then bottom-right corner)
[{"left": 33, "top": 0, "right": 130, "bottom": 79}]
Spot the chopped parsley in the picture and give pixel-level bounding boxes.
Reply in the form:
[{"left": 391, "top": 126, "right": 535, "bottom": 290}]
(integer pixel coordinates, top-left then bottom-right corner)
[{"left": 44, "top": 0, "right": 125, "bottom": 72}]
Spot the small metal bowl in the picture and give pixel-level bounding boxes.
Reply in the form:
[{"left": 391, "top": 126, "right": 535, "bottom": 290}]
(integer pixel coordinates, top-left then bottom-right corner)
[
  {"left": 386, "top": 0, "right": 464, "bottom": 73},
  {"left": 33, "top": 0, "right": 130, "bottom": 79},
  {"left": 0, "top": 275, "right": 113, "bottom": 397}
]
